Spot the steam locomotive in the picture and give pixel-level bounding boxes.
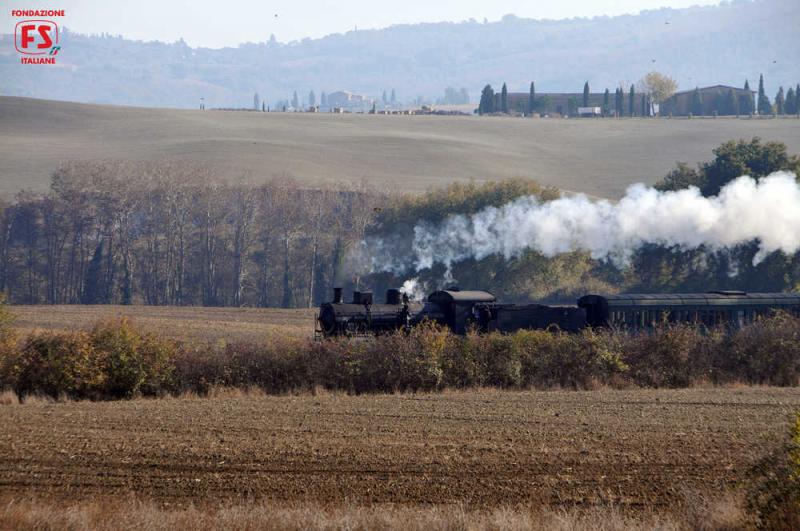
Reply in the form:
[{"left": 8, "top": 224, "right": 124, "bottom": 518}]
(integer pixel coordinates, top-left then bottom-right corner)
[{"left": 316, "top": 287, "right": 800, "bottom": 337}]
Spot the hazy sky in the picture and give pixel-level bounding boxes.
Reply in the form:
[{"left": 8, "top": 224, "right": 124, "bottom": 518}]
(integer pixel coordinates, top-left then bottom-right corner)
[{"left": 3, "top": 0, "right": 722, "bottom": 48}]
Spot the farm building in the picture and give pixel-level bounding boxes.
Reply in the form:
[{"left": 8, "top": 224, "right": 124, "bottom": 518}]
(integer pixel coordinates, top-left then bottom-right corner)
[{"left": 660, "top": 85, "right": 755, "bottom": 116}]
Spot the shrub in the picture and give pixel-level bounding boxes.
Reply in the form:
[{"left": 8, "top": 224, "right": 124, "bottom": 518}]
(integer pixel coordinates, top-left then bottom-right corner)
[
  {"left": 622, "top": 325, "right": 708, "bottom": 387},
  {"left": 355, "top": 324, "right": 448, "bottom": 393},
  {"left": 746, "top": 412, "right": 800, "bottom": 530},
  {"left": 723, "top": 313, "right": 800, "bottom": 386},
  {"left": 516, "top": 329, "right": 626, "bottom": 389},
  {"left": 90, "top": 319, "right": 176, "bottom": 398},
  {"left": 14, "top": 331, "right": 105, "bottom": 399},
  {"left": 0, "top": 294, "right": 17, "bottom": 389}
]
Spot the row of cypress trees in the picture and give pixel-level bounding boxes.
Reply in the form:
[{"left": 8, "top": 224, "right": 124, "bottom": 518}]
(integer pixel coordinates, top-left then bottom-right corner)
[{"left": 479, "top": 74, "right": 798, "bottom": 117}]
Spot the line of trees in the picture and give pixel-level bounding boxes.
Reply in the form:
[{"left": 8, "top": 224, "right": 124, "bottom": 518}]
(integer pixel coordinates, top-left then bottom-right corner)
[
  {"left": 477, "top": 73, "right": 800, "bottom": 118},
  {"left": 0, "top": 162, "right": 381, "bottom": 307}
]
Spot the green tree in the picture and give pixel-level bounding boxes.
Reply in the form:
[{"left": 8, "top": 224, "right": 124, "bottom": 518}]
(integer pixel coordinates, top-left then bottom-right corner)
[
  {"left": 654, "top": 162, "right": 705, "bottom": 192},
  {"left": 615, "top": 88, "right": 623, "bottom": 117},
  {"left": 775, "top": 87, "right": 785, "bottom": 115},
  {"left": 701, "top": 137, "right": 800, "bottom": 196},
  {"left": 796, "top": 84, "right": 800, "bottom": 115},
  {"left": 582, "top": 81, "right": 590, "bottom": 107},
  {"left": 786, "top": 87, "right": 797, "bottom": 115},
  {"left": 82, "top": 243, "right": 106, "bottom": 304},
  {"left": 757, "top": 74, "right": 771, "bottom": 115},
  {"left": 528, "top": 82, "right": 536, "bottom": 116},
  {"left": 308, "top": 90, "right": 316, "bottom": 108},
  {"left": 478, "top": 84, "right": 494, "bottom": 115},
  {"left": 603, "top": 88, "right": 610, "bottom": 116},
  {"left": 690, "top": 87, "right": 704, "bottom": 116},
  {"left": 641, "top": 94, "right": 647, "bottom": 116},
  {"left": 628, "top": 85, "right": 636, "bottom": 116},
  {"left": 742, "top": 79, "right": 754, "bottom": 115},
  {"left": 291, "top": 91, "right": 299, "bottom": 109},
  {"left": 500, "top": 83, "right": 508, "bottom": 114}
]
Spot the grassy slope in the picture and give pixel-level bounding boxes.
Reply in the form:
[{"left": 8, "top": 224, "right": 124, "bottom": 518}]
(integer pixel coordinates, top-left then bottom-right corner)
[{"left": 2, "top": 96, "right": 800, "bottom": 199}]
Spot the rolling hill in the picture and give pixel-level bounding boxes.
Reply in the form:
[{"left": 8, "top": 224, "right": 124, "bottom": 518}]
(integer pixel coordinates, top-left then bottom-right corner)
[{"left": 2, "top": 96, "right": 800, "bottom": 199}]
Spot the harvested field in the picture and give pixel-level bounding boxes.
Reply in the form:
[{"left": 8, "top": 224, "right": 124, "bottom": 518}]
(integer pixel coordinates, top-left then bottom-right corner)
[
  {"left": 8, "top": 304, "right": 316, "bottom": 342},
  {"left": 3, "top": 96, "right": 800, "bottom": 199},
  {"left": 0, "top": 387, "right": 797, "bottom": 511}
]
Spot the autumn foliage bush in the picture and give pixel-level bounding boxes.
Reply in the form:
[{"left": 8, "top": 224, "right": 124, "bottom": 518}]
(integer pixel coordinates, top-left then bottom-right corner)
[
  {"left": 3, "top": 318, "right": 176, "bottom": 400},
  {"left": 3, "top": 312, "right": 800, "bottom": 400}
]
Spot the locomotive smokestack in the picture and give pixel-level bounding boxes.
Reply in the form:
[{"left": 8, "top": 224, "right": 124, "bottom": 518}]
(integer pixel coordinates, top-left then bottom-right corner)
[{"left": 333, "top": 287, "right": 343, "bottom": 304}]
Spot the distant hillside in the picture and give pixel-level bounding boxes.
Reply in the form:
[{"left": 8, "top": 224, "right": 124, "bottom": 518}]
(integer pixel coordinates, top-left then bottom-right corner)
[
  {"left": 0, "top": 0, "right": 798, "bottom": 108},
  {"left": 3, "top": 96, "right": 800, "bottom": 199}
]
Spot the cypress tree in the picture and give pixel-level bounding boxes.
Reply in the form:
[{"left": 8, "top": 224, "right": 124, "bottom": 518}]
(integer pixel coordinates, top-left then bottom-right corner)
[
  {"left": 691, "top": 87, "right": 704, "bottom": 116},
  {"left": 742, "top": 79, "right": 753, "bottom": 115},
  {"left": 786, "top": 87, "right": 797, "bottom": 115},
  {"left": 794, "top": 83, "right": 800, "bottom": 114},
  {"left": 292, "top": 91, "right": 299, "bottom": 109},
  {"left": 629, "top": 85, "right": 635, "bottom": 117},
  {"left": 795, "top": 84, "right": 800, "bottom": 115},
  {"left": 83, "top": 243, "right": 105, "bottom": 304},
  {"left": 583, "top": 81, "right": 590, "bottom": 107},
  {"left": 501, "top": 83, "right": 508, "bottom": 114},
  {"left": 603, "top": 88, "right": 610, "bottom": 116},
  {"left": 528, "top": 82, "right": 536, "bottom": 116},
  {"left": 757, "top": 74, "right": 771, "bottom": 115},
  {"left": 616, "top": 88, "right": 623, "bottom": 117},
  {"left": 479, "top": 84, "right": 495, "bottom": 115},
  {"left": 775, "top": 87, "right": 785, "bottom": 115},
  {"left": 641, "top": 94, "right": 647, "bottom": 116}
]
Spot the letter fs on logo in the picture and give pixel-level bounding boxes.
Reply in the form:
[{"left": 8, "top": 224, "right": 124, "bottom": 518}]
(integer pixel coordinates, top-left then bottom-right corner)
[{"left": 15, "top": 20, "right": 60, "bottom": 55}]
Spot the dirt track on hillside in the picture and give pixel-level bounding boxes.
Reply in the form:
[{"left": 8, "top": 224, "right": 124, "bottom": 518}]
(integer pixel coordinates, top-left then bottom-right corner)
[{"left": 1, "top": 388, "right": 797, "bottom": 509}]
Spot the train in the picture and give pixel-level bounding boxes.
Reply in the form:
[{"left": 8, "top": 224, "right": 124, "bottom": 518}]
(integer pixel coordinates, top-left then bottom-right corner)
[{"left": 316, "top": 287, "right": 800, "bottom": 337}]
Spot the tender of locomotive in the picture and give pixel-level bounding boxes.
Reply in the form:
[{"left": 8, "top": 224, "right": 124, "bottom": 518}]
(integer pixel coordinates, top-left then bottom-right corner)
[{"left": 317, "top": 287, "right": 800, "bottom": 337}]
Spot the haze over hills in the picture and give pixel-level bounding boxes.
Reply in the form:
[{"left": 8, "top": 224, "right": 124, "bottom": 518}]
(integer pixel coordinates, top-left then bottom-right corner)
[
  {"left": 2, "top": 96, "right": 800, "bottom": 199},
  {"left": 0, "top": 0, "right": 798, "bottom": 108}
]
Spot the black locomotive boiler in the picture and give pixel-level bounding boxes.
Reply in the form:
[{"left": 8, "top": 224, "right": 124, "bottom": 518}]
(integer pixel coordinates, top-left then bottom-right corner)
[
  {"left": 317, "top": 287, "right": 800, "bottom": 338},
  {"left": 316, "top": 286, "right": 586, "bottom": 337}
]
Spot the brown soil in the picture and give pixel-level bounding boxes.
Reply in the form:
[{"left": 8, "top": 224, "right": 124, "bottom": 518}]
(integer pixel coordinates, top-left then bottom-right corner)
[{"left": 1, "top": 387, "right": 797, "bottom": 510}]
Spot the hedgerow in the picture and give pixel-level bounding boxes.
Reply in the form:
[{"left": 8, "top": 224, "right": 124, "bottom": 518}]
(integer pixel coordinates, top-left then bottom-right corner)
[{"left": 2, "top": 313, "right": 800, "bottom": 400}]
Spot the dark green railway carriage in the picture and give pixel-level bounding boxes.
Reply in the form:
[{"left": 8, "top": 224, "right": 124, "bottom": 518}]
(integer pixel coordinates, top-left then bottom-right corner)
[{"left": 577, "top": 291, "right": 800, "bottom": 330}]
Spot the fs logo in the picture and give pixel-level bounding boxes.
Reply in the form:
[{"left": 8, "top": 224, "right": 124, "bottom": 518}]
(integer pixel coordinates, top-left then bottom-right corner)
[{"left": 15, "top": 20, "right": 60, "bottom": 55}]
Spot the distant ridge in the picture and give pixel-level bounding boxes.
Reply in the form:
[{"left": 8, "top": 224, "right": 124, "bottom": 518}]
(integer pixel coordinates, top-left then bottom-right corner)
[{"left": 0, "top": 0, "right": 797, "bottom": 108}]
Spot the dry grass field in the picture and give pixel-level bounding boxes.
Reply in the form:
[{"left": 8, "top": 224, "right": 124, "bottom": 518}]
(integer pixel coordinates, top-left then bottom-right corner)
[
  {"left": 2, "top": 96, "right": 800, "bottom": 199},
  {"left": 8, "top": 304, "right": 316, "bottom": 342},
  {"left": 0, "top": 387, "right": 796, "bottom": 526}
]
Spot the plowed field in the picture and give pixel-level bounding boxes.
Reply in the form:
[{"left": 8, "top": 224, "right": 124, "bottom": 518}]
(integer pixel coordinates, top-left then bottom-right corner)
[{"left": 1, "top": 387, "right": 797, "bottom": 510}]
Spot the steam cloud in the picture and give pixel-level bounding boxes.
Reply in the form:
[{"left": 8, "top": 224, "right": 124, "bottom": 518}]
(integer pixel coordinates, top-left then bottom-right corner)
[{"left": 357, "top": 172, "right": 800, "bottom": 276}]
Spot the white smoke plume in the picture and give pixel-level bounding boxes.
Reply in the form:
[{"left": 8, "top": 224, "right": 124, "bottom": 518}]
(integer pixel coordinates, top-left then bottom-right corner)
[{"left": 360, "top": 172, "right": 800, "bottom": 275}]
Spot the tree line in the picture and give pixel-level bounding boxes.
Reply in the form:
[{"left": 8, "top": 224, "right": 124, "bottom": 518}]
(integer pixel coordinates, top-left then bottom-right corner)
[
  {"left": 478, "top": 73, "right": 799, "bottom": 117},
  {"left": 0, "top": 162, "right": 381, "bottom": 307}
]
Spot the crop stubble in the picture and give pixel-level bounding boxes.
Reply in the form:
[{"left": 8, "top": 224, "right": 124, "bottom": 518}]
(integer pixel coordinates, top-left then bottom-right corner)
[{"left": 1, "top": 388, "right": 797, "bottom": 510}]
